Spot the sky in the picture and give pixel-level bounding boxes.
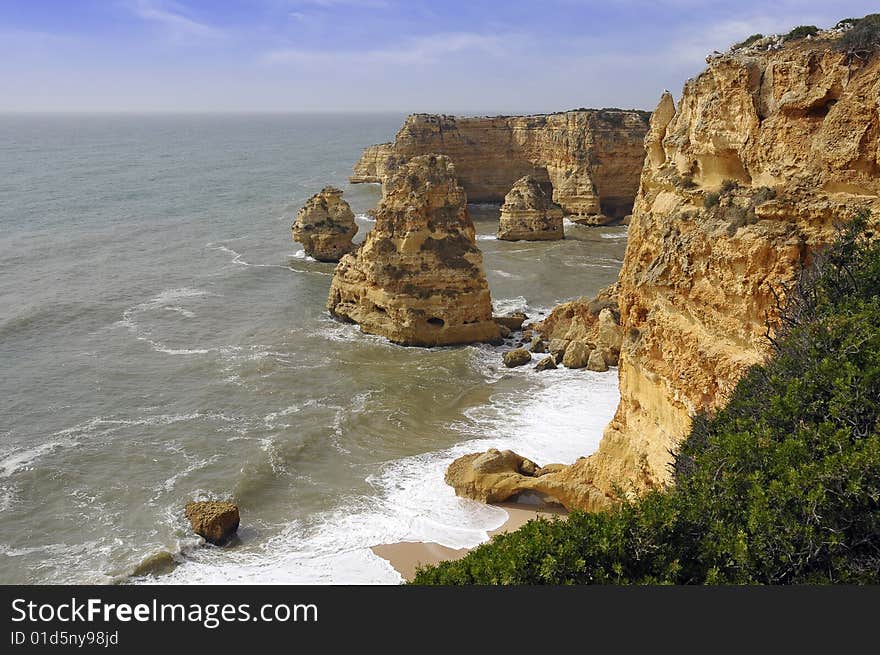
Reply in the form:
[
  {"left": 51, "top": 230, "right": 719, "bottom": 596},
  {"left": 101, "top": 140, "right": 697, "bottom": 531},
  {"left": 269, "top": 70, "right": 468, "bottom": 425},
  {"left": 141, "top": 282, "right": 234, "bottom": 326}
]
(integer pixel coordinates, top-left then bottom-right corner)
[{"left": 0, "top": 0, "right": 876, "bottom": 114}]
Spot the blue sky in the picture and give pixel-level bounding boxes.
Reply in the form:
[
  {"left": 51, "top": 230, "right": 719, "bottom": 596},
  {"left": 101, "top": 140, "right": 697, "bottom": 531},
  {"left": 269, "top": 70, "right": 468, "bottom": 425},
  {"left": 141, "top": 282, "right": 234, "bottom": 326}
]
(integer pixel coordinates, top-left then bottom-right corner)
[{"left": 1, "top": 0, "right": 876, "bottom": 113}]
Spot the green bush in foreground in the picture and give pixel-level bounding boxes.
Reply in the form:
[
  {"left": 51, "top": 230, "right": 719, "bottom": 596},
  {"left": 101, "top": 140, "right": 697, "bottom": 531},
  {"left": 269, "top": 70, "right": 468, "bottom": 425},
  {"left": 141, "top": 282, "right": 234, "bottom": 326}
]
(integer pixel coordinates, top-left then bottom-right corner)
[{"left": 412, "top": 211, "right": 880, "bottom": 584}]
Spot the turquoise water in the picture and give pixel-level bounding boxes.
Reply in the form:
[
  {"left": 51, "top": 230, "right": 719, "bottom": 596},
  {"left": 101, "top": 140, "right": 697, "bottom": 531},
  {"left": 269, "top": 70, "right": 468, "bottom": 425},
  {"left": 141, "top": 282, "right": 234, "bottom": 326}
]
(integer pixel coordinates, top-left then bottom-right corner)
[{"left": 0, "top": 114, "right": 626, "bottom": 584}]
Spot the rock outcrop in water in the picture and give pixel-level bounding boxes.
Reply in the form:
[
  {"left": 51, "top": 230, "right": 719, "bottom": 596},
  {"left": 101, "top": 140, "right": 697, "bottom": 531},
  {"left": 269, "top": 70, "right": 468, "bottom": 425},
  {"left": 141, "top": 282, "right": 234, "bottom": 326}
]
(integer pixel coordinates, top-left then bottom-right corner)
[
  {"left": 536, "top": 284, "right": 622, "bottom": 369},
  {"left": 291, "top": 186, "right": 358, "bottom": 262},
  {"left": 497, "top": 175, "right": 564, "bottom": 241},
  {"left": 185, "top": 501, "right": 240, "bottom": 545},
  {"left": 350, "top": 110, "right": 650, "bottom": 223},
  {"left": 447, "top": 25, "right": 880, "bottom": 511},
  {"left": 327, "top": 154, "right": 501, "bottom": 346}
]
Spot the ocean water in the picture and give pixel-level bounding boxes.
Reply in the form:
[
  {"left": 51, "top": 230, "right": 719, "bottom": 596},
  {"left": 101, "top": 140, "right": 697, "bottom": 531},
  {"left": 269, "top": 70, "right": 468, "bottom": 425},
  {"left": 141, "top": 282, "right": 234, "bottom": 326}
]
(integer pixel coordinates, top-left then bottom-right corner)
[{"left": 0, "top": 114, "right": 627, "bottom": 584}]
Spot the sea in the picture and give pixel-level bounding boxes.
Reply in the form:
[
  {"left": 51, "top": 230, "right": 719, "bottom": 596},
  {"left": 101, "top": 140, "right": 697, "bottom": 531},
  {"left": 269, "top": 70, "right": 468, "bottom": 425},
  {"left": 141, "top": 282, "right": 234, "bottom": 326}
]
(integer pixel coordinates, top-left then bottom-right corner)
[{"left": 0, "top": 113, "right": 627, "bottom": 584}]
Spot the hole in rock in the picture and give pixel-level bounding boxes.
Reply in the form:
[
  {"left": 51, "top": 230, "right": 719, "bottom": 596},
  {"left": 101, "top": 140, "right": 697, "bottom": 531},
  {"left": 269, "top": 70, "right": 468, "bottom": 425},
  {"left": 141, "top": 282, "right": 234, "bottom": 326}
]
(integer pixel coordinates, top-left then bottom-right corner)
[{"left": 427, "top": 317, "right": 445, "bottom": 328}]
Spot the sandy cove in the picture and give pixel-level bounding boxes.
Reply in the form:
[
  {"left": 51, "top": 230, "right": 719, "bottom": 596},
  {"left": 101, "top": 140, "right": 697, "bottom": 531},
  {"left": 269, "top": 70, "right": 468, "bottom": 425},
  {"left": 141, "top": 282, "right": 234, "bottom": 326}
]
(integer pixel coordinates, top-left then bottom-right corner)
[{"left": 372, "top": 501, "right": 568, "bottom": 582}]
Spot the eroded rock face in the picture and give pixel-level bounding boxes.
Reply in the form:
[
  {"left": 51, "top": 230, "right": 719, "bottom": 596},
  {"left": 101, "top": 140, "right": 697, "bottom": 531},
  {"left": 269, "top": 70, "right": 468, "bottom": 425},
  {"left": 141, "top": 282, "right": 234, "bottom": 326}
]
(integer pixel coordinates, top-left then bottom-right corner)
[
  {"left": 327, "top": 154, "right": 501, "bottom": 346},
  {"left": 445, "top": 449, "right": 606, "bottom": 510},
  {"left": 447, "top": 31, "right": 880, "bottom": 514},
  {"left": 292, "top": 186, "right": 358, "bottom": 262},
  {"left": 537, "top": 284, "right": 622, "bottom": 369},
  {"left": 497, "top": 176, "right": 564, "bottom": 240},
  {"left": 185, "top": 501, "right": 240, "bottom": 545},
  {"left": 548, "top": 32, "right": 880, "bottom": 510},
  {"left": 351, "top": 110, "right": 650, "bottom": 221},
  {"left": 349, "top": 143, "right": 397, "bottom": 183}
]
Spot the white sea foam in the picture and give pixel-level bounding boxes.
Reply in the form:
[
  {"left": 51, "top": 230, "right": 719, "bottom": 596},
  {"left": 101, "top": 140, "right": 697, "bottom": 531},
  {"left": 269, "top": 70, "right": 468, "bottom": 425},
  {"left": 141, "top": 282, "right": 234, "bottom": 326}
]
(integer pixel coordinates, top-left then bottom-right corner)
[
  {"left": 476, "top": 234, "right": 497, "bottom": 241},
  {"left": 355, "top": 212, "right": 376, "bottom": 223},
  {"left": 0, "top": 441, "right": 67, "bottom": 479},
  {"left": 148, "top": 365, "right": 620, "bottom": 585},
  {"left": 601, "top": 230, "right": 629, "bottom": 240},
  {"left": 164, "top": 306, "right": 196, "bottom": 318},
  {"left": 116, "top": 287, "right": 216, "bottom": 355},
  {"left": 491, "top": 295, "right": 552, "bottom": 318},
  {"left": 210, "top": 243, "right": 301, "bottom": 269}
]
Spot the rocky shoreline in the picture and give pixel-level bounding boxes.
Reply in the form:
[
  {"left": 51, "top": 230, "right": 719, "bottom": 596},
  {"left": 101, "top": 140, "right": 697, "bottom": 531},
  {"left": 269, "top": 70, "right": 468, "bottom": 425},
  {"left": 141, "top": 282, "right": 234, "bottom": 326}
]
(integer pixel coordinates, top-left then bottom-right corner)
[{"left": 287, "top": 18, "right": 880, "bottom": 532}]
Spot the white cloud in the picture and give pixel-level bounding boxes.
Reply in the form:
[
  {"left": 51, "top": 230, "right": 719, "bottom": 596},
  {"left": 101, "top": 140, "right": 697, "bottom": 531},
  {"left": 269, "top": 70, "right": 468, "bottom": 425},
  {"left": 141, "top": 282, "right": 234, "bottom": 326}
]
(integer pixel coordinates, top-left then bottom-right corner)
[
  {"left": 129, "top": 0, "right": 223, "bottom": 39},
  {"left": 263, "top": 31, "right": 513, "bottom": 66}
]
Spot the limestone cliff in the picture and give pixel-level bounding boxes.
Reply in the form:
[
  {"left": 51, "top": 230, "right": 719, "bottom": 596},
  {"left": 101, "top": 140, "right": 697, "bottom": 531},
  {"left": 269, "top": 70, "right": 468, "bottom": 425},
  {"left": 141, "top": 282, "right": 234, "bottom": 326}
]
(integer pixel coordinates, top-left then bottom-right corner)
[
  {"left": 497, "top": 175, "right": 564, "bottom": 241},
  {"left": 560, "top": 28, "right": 880, "bottom": 509},
  {"left": 327, "top": 154, "right": 501, "bottom": 346},
  {"left": 291, "top": 186, "right": 358, "bottom": 262},
  {"left": 350, "top": 110, "right": 650, "bottom": 222},
  {"left": 447, "top": 26, "right": 880, "bottom": 511},
  {"left": 349, "top": 143, "right": 397, "bottom": 184}
]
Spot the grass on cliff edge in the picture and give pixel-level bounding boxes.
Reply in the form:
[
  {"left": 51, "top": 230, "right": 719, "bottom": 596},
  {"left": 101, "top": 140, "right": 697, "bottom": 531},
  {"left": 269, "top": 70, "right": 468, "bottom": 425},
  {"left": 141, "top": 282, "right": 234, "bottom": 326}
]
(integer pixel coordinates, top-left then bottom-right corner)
[{"left": 412, "top": 210, "right": 880, "bottom": 585}]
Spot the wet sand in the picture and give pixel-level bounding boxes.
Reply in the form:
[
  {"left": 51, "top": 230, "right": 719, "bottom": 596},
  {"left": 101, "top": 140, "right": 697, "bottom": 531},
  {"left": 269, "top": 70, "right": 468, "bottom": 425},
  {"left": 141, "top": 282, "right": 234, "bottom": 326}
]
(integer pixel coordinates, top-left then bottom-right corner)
[{"left": 371, "top": 502, "right": 567, "bottom": 582}]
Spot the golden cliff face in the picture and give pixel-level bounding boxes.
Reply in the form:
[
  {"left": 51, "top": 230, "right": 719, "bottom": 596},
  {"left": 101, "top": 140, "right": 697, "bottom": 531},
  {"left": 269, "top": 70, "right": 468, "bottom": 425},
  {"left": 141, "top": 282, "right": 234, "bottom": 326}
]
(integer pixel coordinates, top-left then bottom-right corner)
[
  {"left": 566, "top": 34, "right": 880, "bottom": 508},
  {"left": 349, "top": 142, "right": 397, "bottom": 184},
  {"left": 327, "top": 154, "right": 501, "bottom": 347},
  {"left": 350, "top": 110, "right": 650, "bottom": 222},
  {"left": 446, "top": 33, "right": 880, "bottom": 512}
]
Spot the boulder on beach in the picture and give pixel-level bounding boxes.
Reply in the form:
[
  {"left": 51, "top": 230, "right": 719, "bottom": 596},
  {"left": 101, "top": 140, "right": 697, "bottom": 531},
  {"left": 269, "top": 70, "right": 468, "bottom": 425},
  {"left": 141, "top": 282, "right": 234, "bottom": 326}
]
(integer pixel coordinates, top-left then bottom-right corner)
[
  {"left": 445, "top": 448, "right": 576, "bottom": 506},
  {"left": 185, "top": 501, "right": 240, "bottom": 545}
]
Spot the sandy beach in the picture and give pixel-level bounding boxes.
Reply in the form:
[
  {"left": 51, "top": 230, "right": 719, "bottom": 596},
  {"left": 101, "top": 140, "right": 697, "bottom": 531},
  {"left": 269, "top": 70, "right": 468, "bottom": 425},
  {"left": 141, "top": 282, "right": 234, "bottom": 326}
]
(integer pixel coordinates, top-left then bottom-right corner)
[{"left": 372, "top": 501, "right": 568, "bottom": 582}]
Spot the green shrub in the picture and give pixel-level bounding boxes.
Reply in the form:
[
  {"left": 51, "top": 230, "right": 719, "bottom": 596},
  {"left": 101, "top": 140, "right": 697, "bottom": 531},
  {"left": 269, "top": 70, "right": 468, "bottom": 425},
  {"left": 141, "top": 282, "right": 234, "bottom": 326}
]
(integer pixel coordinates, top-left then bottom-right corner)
[
  {"left": 704, "top": 192, "right": 720, "bottom": 208},
  {"left": 785, "top": 25, "right": 820, "bottom": 41},
  {"left": 732, "top": 33, "right": 764, "bottom": 50},
  {"left": 836, "top": 14, "right": 880, "bottom": 55},
  {"left": 413, "top": 210, "right": 880, "bottom": 585}
]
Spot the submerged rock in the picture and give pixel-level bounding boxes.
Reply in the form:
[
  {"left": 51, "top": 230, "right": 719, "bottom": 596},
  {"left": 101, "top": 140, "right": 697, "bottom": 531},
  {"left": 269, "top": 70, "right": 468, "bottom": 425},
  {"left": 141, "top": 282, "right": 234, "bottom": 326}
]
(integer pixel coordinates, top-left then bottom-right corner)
[
  {"left": 185, "top": 501, "right": 240, "bottom": 545},
  {"left": 327, "top": 154, "right": 501, "bottom": 346},
  {"left": 291, "top": 186, "right": 358, "bottom": 262},
  {"left": 497, "top": 176, "right": 564, "bottom": 241},
  {"left": 502, "top": 348, "right": 531, "bottom": 368}
]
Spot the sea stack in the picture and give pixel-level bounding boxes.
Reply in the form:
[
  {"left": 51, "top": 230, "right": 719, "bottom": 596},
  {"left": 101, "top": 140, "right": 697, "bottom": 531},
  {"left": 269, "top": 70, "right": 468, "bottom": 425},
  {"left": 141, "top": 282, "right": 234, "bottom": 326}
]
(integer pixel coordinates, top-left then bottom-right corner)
[
  {"left": 327, "top": 154, "right": 501, "bottom": 346},
  {"left": 291, "top": 186, "right": 358, "bottom": 262},
  {"left": 497, "top": 176, "right": 564, "bottom": 241}
]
